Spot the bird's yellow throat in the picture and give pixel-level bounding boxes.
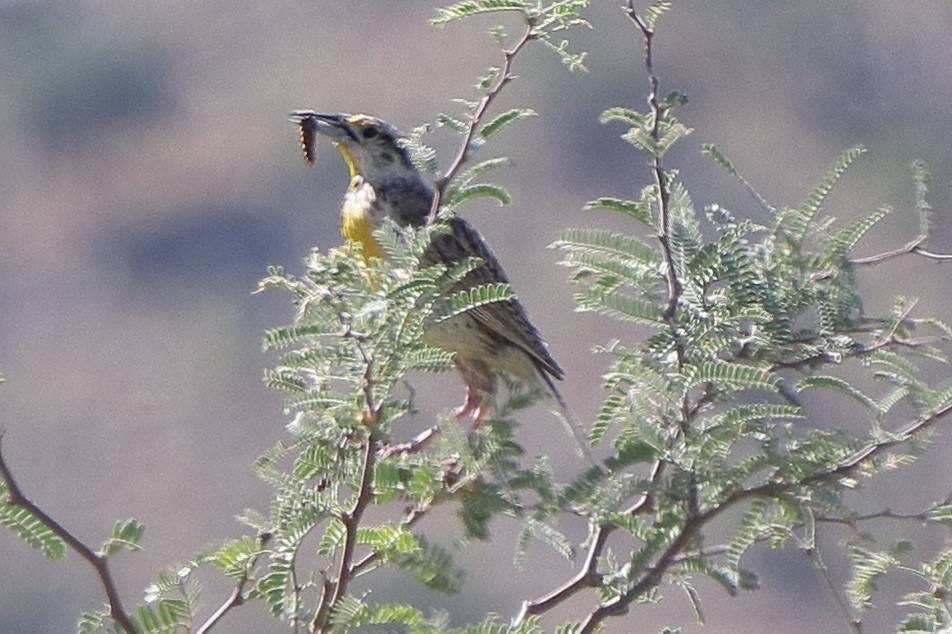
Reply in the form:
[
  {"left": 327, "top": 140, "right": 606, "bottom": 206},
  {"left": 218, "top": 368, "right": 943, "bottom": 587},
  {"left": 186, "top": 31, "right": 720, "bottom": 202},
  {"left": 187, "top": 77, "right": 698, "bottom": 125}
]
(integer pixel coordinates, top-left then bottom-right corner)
[
  {"left": 332, "top": 141, "right": 359, "bottom": 179},
  {"left": 333, "top": 142, "right": 383, "bottom": 261},
  {"left": 340, "top": 200, "right": 383, "bottom": 261}
]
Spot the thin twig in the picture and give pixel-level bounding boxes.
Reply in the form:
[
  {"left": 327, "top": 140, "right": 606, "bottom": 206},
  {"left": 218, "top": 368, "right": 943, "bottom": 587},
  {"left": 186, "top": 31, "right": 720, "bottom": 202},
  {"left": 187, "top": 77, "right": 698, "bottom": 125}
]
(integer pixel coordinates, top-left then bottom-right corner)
[
  {"left": 350, "top": 505, "right": 429, "bottom": 578},
  {"left": 625, "top": 1, "right": 683, "bottom": 320},
  {"left": 513, "top": 458, "right": 665, "bottom": 624},
  {"left": 803, "top": 546, "right": 863, "bottom": 634},
  {"left": 816, "top": 501, "right": 951, "bottom": 526},
  {"left": 196, "top": 532, "right": 272, "bottom": 634},
  {"left": 850, "top": 235, "right": 952, "bottom": 266},
  {"left": 377, "top": 426, "right": 440, "bottom": 458},
  {"left": 0, "top": 435, "right": 136, "bottom": 633},
  {"left": 767, "top": 332, "right": 933, "bottom": 372},
  {"left": 427, "top": 21, "right": 536, "bottom": 225}
]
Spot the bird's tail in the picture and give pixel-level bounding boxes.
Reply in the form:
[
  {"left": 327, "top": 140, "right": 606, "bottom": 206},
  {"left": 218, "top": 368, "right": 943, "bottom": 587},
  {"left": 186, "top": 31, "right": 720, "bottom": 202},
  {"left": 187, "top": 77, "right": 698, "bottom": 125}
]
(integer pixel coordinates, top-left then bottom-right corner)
[{"left": 539, "top": 372, "right": 597, "bottom": 466}]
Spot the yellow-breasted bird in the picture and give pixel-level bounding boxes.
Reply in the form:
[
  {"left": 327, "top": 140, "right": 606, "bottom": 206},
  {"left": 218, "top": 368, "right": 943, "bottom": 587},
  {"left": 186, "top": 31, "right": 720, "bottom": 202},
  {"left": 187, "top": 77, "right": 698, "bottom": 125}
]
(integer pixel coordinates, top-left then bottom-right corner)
[{"left": 289, "top": 111, "right": 570, "bottom": 431}]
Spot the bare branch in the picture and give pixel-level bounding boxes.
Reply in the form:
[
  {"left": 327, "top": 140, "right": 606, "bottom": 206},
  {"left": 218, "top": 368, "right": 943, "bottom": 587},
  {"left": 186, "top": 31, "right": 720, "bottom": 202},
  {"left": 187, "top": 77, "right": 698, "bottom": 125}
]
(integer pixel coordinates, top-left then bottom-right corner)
[
  {"left": 851, "top": 235, "right": 952, "bottom": 266},
  {"left": 378, "top": 426, "right": 440, "bottom": 458},
  {"left": 802, "top": 546, "right": 862, "bottom": 634},
  {"left": 0, "top": 435, "right": 136, "bottom": 633},
  {"left": 816, "top": 500, "right": 952, "bottom": 526}
]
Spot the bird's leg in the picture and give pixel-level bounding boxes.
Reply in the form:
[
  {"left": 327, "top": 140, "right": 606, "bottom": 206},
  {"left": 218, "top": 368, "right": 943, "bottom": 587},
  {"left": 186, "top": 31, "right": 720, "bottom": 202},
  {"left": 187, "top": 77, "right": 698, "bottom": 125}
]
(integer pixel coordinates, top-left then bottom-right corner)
[{"left": 452, "top": 358, "right": 496, "bottom": 429}]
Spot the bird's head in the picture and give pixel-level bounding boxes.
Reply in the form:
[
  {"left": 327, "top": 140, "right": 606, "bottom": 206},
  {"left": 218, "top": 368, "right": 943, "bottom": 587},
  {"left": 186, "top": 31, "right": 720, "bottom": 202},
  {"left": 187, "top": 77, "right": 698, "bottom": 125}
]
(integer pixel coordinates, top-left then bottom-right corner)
[{"left": 289, "top": 111, "right": 416, "bottom": 184}]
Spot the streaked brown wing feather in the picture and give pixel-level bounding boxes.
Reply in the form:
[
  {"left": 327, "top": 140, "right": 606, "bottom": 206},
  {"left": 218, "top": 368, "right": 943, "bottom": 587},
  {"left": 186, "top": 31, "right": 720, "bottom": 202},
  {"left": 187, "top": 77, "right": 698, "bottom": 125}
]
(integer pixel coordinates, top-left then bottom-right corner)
[{"left": 424, "top": 215, "right": 564, "bottom": 380}]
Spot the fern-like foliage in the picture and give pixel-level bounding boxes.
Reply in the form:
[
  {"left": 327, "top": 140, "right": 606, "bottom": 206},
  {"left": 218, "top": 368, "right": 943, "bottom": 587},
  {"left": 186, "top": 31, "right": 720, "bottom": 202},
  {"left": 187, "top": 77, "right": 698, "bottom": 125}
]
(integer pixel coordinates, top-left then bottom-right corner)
[
  {"left": 0, "top": 489, "right": 66, "bottom": 560},
  {"left": 550, "top": 62, "right": 952, "bottom": 631}
]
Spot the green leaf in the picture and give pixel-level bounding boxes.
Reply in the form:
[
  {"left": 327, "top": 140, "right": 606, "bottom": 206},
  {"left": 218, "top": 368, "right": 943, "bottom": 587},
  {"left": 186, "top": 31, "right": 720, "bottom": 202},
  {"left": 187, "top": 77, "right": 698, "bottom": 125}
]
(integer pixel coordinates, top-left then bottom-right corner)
[
  {"left": 719, "top": 404, "right": 802, "bottom": 426},
  {"left": 796, "top": 375, "right": 881, "bottom": 415},
  {"left": 911, "top": 160, "right": 932, "bottom": 237},
  {"left": 583, "top": 196, "right": 652, "bottom": 225},
  {"left": 0, "top": 495, "right": 66, "bottom": 560},
  {"left": 702, "top": 144, "right": 775, "bottom": 215},
  {"left": 599, "top": 107, "right": 646, "bottom": 127},
  {"left": 478, "top": 108, "right": 537, "bottom": 140},
  {"left": 101, "top": 519, "right": 145, "bottom": 556},
  {"left": 402, "top": 347, "right": 455, "bottom": 372},
  {"left": 293, "top": 444, "right": 333, "bottom": 480},
  {"left": 830, "top": 206, "right": 891, "bottom": 255},
  {"left": 574, "top": 287, "right": 664, "bottom": 326},
  {"left": 431, "top": 1, "right": 530, "bottom": 26},
  {"left": 393, "top": 536, "right": 465, "bottom": 594},
  {"left": 554, "top": 228, "right": 662, "bottom": 270},
  {"left": 687, "top": 362, "right": 779, "bottom": 392},
  {"left": 211, "top": 535, "right": 262, "bottom": 580},
  {"left": 133, "top": 601, "right": 192, "bottom": 634},
  {"left": 263, "top": 323, "right": 343, "bottom": 350},
  {"left": 457, "top": 156, "right": 511, "bottom": 186},
  {"left": 435, "top": 283, "right": 513, "bottom": 322},
  {"left": 727, "top": 499, "right": 770, "bottom": 568},
  {"left": 446, "top": 183, "right": 512, "bottom": 207},
  {"left": 785, "top": 145, "right": 866, "bottom": 244},
  {"left": 643, "top": 0, "right": 673, "bottom": 28},
  {"left": 514, "top": 517, "right": 574, "bottom": 568},
  {"left": 847, "top": 545, "right": 898, "bottom": 610}
]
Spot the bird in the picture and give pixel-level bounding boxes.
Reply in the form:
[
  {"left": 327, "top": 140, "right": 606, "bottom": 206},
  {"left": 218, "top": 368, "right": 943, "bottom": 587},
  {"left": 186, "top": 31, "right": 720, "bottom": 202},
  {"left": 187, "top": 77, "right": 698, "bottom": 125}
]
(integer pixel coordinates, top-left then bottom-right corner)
[{"left": 289, "top": 111, "right": 577, "bottom": 437}]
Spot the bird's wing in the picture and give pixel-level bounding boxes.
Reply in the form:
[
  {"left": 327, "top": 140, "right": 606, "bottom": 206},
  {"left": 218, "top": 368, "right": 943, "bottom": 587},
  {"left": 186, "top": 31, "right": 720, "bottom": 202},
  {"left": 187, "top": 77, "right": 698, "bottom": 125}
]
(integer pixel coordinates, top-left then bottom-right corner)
[{"left": 424, "top": 215, "right": 564, "bottom": 381}]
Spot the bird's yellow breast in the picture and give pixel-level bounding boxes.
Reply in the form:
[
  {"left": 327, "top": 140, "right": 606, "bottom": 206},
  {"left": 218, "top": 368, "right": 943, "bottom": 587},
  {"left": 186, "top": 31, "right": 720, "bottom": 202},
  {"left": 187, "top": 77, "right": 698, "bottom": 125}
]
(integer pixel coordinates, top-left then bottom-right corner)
[{"left": 341, "top": 200, "right": 383, "bottom": 261}]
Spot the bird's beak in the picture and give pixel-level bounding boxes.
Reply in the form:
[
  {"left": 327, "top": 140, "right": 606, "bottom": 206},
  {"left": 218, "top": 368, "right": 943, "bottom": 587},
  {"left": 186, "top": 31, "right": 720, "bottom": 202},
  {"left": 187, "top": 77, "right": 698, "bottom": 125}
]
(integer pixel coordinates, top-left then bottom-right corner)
[
  {"left": 289, "top": 111, "right": 359, "bottom": 176},
  {"left": 289, "top": 111, "right": 358, "bottom": 142}
]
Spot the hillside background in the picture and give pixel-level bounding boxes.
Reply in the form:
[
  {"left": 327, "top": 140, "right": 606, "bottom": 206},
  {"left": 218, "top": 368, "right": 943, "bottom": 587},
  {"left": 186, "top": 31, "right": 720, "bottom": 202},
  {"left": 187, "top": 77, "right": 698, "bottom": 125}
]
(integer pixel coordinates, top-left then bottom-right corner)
[{"left": 2, "top": 2, "right": 952, "bottom": 631}]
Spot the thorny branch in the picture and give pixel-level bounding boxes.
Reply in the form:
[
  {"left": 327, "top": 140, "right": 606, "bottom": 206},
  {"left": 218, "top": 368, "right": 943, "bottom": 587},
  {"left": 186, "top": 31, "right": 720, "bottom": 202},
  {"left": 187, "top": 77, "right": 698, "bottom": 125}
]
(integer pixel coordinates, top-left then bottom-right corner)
[
  {"left": 427, "top": 21, "right": 536, "bottom": 225},
  {"left": 626, "top": 0, "right": 702, "bottom": 528},
  {"left": 0, "top": 435, "right": 136, "bottom": 634}
]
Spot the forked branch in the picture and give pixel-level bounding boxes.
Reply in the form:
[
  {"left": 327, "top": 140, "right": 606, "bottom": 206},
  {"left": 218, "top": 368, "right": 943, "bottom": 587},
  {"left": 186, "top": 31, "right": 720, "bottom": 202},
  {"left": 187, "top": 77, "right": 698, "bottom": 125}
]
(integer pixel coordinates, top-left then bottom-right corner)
[{"left": 0, "top": 435, "right": 136, "bottom": 633}]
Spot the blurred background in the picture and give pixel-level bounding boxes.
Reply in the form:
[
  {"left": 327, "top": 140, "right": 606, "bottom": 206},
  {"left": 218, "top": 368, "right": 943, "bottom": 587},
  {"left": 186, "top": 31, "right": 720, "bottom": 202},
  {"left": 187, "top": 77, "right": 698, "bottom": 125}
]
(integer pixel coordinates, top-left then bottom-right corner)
[{"left": 1, "top": 1, "right": 952, "bottom": 631}]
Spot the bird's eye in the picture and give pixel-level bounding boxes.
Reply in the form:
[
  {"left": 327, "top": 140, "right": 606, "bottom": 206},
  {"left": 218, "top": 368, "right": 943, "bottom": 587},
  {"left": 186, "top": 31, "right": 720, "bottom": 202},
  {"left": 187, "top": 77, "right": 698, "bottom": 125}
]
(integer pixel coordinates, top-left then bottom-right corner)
[{"left": 362, "top": 126, "right": 379, "bottom": 139}]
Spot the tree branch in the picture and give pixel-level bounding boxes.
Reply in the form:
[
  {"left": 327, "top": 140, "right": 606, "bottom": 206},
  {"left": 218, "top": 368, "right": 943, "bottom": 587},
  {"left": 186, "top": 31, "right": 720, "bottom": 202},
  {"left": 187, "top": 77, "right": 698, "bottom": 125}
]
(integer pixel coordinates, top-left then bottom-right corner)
[
  {"left": 0, "top": 435, "right": 136, "bottom": 633},
  {"left": 350, "top": 504, "right": 429, "bottom": 578},
  {"left": 513, "top": 459, "right": 665, "bottom": 624},
  {"left": 310, "top": 337, "right": 380, "bottom": 632},
  {"left": 427, "top": 21, "right": 536, "bottom": 225},
  {"left": 574, "top": 399, "right": 952, "bottom": 631},
  {"left": 802, "top": 545, "right": 862, "bottom": 633},
  {"left": 196, "top": 532, "right": 272, "bottom": 634},
  {"left": 377, "top": 426, "right": 440, "bottom": 459},
  {"left": 625, "top": 1, "right": 683, "bottom": 321},
  {"left": 851, "top": 235, "right": 952, "bottom": 266}
]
